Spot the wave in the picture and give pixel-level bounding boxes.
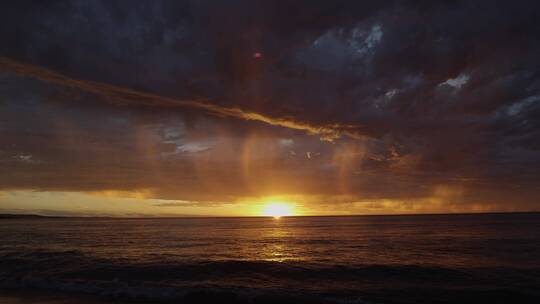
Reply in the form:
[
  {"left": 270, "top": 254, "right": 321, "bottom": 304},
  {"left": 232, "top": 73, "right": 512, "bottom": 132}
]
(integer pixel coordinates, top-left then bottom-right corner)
[
  {"left": 1, "top": 249, "right": 539, "bottom": 303},
  {"left": 0, "top": 249, "right": 471, "bottom": 281}
]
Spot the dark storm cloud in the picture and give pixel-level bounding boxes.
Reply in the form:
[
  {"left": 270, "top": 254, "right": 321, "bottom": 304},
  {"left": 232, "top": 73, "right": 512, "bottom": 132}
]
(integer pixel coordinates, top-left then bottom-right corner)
[{"left": 1, "top": 0, "right": 540, "bottom": 210}]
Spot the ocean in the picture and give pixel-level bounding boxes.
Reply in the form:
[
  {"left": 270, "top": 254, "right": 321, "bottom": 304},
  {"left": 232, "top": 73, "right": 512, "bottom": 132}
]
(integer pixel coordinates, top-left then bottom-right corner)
[{"left": 1, "top": 213, "right": 539, "bottom": 303}]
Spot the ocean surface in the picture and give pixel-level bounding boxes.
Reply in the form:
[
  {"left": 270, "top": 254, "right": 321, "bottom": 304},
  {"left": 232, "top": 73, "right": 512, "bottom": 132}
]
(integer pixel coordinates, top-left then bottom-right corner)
[{"left": 1, "top": 213, "right": 540, "bottom": 303}]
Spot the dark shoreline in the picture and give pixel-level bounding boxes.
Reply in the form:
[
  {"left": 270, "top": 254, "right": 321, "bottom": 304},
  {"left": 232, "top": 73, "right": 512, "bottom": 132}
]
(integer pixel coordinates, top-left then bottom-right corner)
[
  {"left": 0, "top": 289, "right": 130, "bottom": 304},
  {"left": 2, "top": 285, "right": 540, "bottom": 304}
]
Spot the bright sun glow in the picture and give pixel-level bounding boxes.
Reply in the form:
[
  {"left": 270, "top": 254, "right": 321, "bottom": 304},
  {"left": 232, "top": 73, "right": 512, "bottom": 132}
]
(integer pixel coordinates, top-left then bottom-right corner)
[{"left": 262, "top": 202, "right": 295, "bottom": 218}]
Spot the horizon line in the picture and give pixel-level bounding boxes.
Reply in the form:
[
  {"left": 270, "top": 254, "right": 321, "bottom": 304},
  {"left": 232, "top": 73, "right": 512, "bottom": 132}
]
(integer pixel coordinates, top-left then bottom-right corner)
[{"left": 1, "top": 210, "right": 539, "bottom": 220}]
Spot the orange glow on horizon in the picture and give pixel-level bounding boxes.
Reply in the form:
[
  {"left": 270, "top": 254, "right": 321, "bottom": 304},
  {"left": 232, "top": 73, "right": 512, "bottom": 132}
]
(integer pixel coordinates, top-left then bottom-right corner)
[{"left": 261, "top": 201, "right": 296, "bottom": 218}]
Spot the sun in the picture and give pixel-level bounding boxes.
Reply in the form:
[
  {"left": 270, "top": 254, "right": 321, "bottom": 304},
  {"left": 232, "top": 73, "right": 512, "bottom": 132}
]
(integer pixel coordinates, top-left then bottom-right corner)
[{"left": 262, "top": 202, "right": 294, "bottom": 218}]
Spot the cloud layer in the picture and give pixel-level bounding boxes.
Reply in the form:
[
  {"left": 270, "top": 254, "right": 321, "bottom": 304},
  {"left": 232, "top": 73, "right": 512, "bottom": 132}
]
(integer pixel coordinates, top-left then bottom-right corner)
[{"left": 1, "top": 0, "right": 540, "bottom": 213}]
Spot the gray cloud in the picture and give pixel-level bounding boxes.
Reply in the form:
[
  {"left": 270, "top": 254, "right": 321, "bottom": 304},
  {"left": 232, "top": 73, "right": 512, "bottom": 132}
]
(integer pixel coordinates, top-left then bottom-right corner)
[{"left": 1, "top": 0, "right": 540, "bottom": 211}]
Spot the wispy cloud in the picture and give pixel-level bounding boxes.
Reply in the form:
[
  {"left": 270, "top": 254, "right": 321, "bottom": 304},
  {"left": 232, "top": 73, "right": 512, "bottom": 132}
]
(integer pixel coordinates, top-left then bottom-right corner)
[{"left": 0, "top": 57, "right": 366, "bottom": 141}]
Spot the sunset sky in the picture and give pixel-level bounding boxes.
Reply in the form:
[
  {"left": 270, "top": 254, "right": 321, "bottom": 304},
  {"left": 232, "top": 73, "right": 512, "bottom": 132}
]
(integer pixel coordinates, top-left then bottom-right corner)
[{"left": 1, "top": 0, "right": 540, "bottom": 216}]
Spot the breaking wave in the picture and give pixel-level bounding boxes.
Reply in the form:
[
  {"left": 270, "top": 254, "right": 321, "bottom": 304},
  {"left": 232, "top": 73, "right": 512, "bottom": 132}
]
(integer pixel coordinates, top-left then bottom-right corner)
[{"left": 1, "top": 249, "right": 539, "bottom": 303}]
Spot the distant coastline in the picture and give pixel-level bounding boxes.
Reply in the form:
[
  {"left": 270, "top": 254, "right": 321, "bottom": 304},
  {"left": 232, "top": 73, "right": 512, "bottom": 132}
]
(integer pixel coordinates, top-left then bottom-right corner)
[{"left": 0, "top": 214, "right": 57, "bottom": 219}]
